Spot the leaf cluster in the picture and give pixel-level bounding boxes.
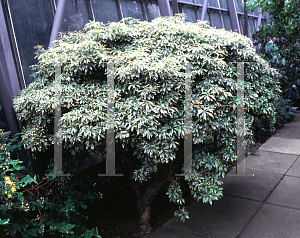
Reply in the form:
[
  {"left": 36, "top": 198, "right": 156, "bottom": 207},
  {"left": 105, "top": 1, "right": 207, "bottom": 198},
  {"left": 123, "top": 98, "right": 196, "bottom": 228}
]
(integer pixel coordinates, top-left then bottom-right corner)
[
  {"left": 13, "top": 15, "right": 281, "bottom": 221},
  {"left": 0, "top": 130, "right": 102, "bottom": 237}
]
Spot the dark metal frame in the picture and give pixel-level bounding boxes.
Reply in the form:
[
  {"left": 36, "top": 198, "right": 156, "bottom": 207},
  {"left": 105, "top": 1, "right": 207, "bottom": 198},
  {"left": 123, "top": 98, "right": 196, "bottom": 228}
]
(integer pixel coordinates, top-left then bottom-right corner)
[
  {"left": 201, "top": 0, "right": 208, "bottom": 21},
  {"left": 172, "top": 0, "right": 179, "bottom": 15},
  {"left": 0, "top": 0, "right": 26, "bottom": 135},
  {"left": 0, "top": 0, "right": 268, "bottom": 174},
  {"left": 1, "top": 0, "right": 267, "bottom": 90},
  {"left": 0, "top": 0, "right": 40, "bottom": 173},
  {"left": 116, "top": 0, "right": 124, "bottom": 20},
  {"left": 141, "top": 0, "right": 149, "bottom": 21},
  {"left": 0, "top": 0, "right": 267, "bottom": 102},
  {"left": 86, "top": 0, "right": 95, "bottom": 21},
  {"left": 1, "top": 0, "right": 25, "bottom": 90},
  {"left": 49, "top": 0, "right": 67, "bottom": 48},
  {"left": 243, "top": 0, "right": 248, "bottom": 36},
  {"left": 168, "top": 0, "right": 266, "bottom": 36},
  {"left": 158, "top": 0, "right": 172, "bottom": 16}
]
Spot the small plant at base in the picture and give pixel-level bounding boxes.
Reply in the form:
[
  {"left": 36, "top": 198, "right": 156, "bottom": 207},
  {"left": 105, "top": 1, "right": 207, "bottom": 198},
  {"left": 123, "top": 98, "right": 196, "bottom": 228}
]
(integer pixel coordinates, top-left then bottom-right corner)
[{"left": 0, "top": 129, "right": 102, "bottom": 238}]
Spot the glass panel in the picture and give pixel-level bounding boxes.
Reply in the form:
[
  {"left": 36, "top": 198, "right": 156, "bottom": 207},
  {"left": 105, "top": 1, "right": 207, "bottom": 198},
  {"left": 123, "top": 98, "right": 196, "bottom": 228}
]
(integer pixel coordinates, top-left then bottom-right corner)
[
  {"left": 249, "top": 17, "right": 255, "bottom": 36},
  {"left": 170, "top": 2, "right": 173, "bottom": 16},
  {"left": 0, "top": 99, "right": 10, "bottom": 132},
  {"left": 144, "top": 0, "right": 161, "bottom": 21},
  {"left": 208, "top": 0, "right": 219, "bottom": 7},
  {"left": 239, "top": 16, "right": 244, "bottom": 34},
  {"left": 120, "top": 0, "right": 144, "bottom": 21},
  {"left": 235, "top": 0, "right": 244, "bottom": 13},
  {"left": 219, "top": 0, "right": 228, "bottom": 9},
  {"left": 222, "top": 11, "right": 232, "bottom": 30},
  {"left": 55, "top": 0, "right": 90, "bottom": 32},
  {"left": 182, "top": 5, "right": 197, "bottom": 23},
  {"left": 254, "top": 18, "right": 258, "bottom": 29},
  {"left": 197, "top": 7, "right": 202, "bottom": 20},
  {"left": 210, "top": 10, "right": 223, "bottom": 29},
  {"left": 195, "top": 0, "right": 204, "bottom": 4},
  {"left": 198, "top": 7, "right": 209, "bottom": 22},
  {"left": 8, "top": 0, "right": 54, "bottom": 85},
  {"left": 91, "top": 0, "right": 120, "bottom": 23},
  {"left": 248, "top": 23, "right": 252, "bottom": 39}
]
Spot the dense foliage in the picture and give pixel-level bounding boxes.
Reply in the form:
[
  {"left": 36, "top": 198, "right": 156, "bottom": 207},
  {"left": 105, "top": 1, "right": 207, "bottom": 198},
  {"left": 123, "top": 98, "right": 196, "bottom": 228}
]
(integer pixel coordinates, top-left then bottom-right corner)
[
  {"left": 0, "top": 130, "right": 102, "bottom": 237},
  {"left": 13, "top": 15, "right": 281, "bottom": 236},
  {"left": 247, "top": 0, "right": 300, "bottom": 106}
]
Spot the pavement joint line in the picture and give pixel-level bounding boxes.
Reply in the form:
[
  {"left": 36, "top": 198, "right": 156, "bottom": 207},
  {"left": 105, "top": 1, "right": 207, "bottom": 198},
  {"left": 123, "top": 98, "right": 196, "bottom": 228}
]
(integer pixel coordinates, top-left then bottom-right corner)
[
  {"left": 261, "top": 176, "right": 285, "bottom": 204},
  {"left": 151, "top": 112, "right": 300, "bottom": 237},
  {"left": 283, "top": 155, "right": 300, "bottom": 177},
  {"left": 264, "top": 202, "right": 300, "bottom": 211},
  {"left": 229, "top": 167, "right": 288, "bottom": 176},
  {"left": 275, "top": 136, "right": 300, "bottom": 139},
  {"left": 225, "top": 165, "right": 288, "bottom": 178},
  {"left": 238, "top": 154, "right": 299, "bottom": 236},
  {"left": 222, "top": 193, "right": 264, "bottom": 203},
  {"left": 246, "top": 149, "right": 300, "bottom": 158},
  {"left": 240, "top": 114, "right": 300, "bottom": 235},
  {"left": 258, "top": 149, "right": 300, "bottom": 156},
  {"left": 237, "top": 197, "right": 271, "bottom": 236},
  {"left": 280, "top": 125, "right": 300, "bottom": 127},
  {"left": 284, "top": 174, "right": 300, "bottom": 179},
  {"left": 279, "top": 155, "right": 300, "bottom": 176},
  {"left": 162, "top": 224, "right": 196, "bottom": 235}
]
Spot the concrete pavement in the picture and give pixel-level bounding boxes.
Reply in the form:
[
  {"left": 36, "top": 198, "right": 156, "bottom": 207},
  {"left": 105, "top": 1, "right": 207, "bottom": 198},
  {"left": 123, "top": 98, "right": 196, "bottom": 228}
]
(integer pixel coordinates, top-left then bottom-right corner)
[{"left": 150, "top": 112, "right": 300, "bottom": 238}]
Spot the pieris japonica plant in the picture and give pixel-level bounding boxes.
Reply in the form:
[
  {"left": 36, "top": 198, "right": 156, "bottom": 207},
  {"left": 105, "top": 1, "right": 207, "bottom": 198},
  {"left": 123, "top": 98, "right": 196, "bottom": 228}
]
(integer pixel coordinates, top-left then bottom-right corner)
[{"left": 14, "top": 14, "right": 281, "bottom": 237}]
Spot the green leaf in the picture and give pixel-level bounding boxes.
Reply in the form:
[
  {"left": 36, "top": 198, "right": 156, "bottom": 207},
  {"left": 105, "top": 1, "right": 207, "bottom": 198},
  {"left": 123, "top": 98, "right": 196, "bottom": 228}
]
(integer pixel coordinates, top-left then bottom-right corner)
[
  {"left": 58, "top": 223, "right": 76, "bottom": 234},
  {"left": 0, "top": 219, "right": 10, "bottom": 225}
]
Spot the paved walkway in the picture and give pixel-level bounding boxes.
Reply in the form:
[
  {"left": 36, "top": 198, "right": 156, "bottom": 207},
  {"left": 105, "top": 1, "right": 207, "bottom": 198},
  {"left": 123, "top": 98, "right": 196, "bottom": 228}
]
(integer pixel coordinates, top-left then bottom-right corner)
[{"left": 150, "top": 112, "right": 300, "bottom": 238}]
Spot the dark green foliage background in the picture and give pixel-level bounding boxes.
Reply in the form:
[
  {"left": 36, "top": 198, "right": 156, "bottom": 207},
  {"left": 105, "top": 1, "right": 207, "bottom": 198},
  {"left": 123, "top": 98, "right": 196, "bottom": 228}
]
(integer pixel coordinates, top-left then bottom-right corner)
[{"left": 247, "top": 0, "right": 300, "bottom": 106}]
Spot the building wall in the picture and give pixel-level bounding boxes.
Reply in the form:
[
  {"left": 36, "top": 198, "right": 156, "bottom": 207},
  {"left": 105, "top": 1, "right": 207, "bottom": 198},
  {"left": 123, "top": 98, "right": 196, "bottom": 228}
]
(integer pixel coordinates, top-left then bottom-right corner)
[{"left": 0, "top": 0, "right": 266, "bottom": 133}]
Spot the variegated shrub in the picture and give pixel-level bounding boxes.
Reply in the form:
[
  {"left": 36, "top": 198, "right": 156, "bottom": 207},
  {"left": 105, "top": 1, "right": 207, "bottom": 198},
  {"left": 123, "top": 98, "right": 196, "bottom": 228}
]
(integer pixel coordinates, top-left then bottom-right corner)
[{"left": 14, "top": 15, "right": 281, "bottom": 237}]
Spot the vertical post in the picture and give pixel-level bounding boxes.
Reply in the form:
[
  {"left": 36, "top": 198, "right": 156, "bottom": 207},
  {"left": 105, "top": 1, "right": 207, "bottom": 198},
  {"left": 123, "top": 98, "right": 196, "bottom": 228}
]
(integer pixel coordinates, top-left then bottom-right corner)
[
  {"left": 0, "top": 52, "right": 21, "bottom": 136},
  {"left": 141, "top": 0, "right": 149, "bottom": 21},
  {"left": 86, "top": 0, "right": 95, "bottom": 21},
  {"left": 0, "top": 1, "right": 41, "bottom": 174},
  {"left": 243, "top": 0, "right": 248, "bottom": 37},
  {"left": 226, "top": 0, "right": 240, "bottom": 33},
  {"left": 177, "top": 61, "right": 254, "bottom": 177},
  {"left": 0, "top": 0, "right": 26, "bottom": 90},
  {"left": 53, "top": 63, "right": 62, "bottom": 176},
  {"left": 176, "top": 61, "right": 192, "bottom": 176},
  {"left": 200, "top": 0, "right": 209, "bottom": 21},
  {"left": 256, "top": 9, "right": 262, "bottom": 31},
  {"left": 172, "top": 0, "right": 179, "bottom": 15},
  {"left": 48, "top": 0, "right": 67, "bottom": 48},
  {"left": 236, "top": 62, "right": 245, "bottom": 174},
  {"left": 46, "top": 63, "right": 70, "bottom": 178},
  {"left": 98, "top": 61, "right": 123, "bottom": 177},
  {"left": 116, "top": 0, "right": 124, "bottom": 20},
  {"left": 229, "top": 62, "right": 254, "bottom": 176},
  {"left": 158, "top": 0, "right": 172, "bottom": 16}
]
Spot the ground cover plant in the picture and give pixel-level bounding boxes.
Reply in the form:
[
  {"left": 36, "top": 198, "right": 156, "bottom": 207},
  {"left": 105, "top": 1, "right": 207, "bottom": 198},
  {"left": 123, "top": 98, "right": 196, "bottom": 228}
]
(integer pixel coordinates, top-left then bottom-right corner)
[
  {"left": 0, "top": 130, "right": 102, "bottom": 237},
  {"left": 13, "top": 15, "right": 281, "bottom": 237}
]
